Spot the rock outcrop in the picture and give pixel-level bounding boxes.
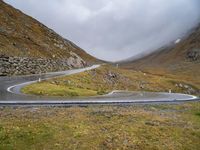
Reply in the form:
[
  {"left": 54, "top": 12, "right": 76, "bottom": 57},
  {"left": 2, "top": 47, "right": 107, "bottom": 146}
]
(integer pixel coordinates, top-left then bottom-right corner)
[
  {"left": 0, "top": 1, "right": 99, "bottom": 76},
  {"left": 0, "top": 54, "right": 86, "bottom": 76},
  {"left": 187, "top": 48, "right": 200, "bottom": 62}
]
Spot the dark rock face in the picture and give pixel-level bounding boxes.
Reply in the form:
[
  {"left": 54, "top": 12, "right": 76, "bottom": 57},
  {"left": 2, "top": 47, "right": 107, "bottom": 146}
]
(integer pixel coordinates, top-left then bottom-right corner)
[
  {"left": 0, "top": 55, "right": 86, "bottom": 76},
  {"left": 186, "top": 48, "right": 200, "bottom": 61}
]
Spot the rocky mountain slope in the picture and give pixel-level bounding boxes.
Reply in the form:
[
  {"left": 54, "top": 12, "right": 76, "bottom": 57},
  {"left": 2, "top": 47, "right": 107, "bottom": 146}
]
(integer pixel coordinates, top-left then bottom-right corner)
[
  {"left": 121, "top": 24, "right": 200, "bottom": 95},
  {"left": 0, "top": 1, "right": 99, "bottom": 75},
  {"left": 122, "top": 24, "right": 200, "bottom": 74}
]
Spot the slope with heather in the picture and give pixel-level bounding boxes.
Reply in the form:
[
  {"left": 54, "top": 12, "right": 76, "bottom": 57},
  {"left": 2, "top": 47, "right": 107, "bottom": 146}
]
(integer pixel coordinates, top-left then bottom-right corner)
[
  {"left": 0, "top": 1, "right": 100, "bottom": 75},
  {"left": 123, "top": 24, "right": 200, "bottom": 72},
  {"left": 121, "top": 24, "right": 200, "bottom": 93}
]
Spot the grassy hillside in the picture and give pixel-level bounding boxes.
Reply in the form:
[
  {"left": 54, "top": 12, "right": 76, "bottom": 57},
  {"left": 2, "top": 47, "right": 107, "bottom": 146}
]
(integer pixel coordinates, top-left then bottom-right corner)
[
  {"left": 22, "top": 65, "right": 200, "bottom": 97},
  {"left": 120, "top": 24, "right": 200, "bottom": 94},
  {"left": 21, "top": 23, "right": 200, "bottom": 96},
  {"left": 0, "top": 102, "right": 200, "bottom": 150},
  {"left": 0, "top": 1, "right": 98, "bottom": 63}
]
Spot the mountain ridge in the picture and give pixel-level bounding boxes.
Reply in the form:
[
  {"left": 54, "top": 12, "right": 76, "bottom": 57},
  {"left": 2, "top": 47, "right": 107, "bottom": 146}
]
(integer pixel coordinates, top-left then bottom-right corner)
[
  {"left": 0, "top": 0, "right": 98, "bottom": 63},
  {"left": 0, "top": 0, "right": 101, "bottom": 75},
  {"left": 122, "top": 23, "right": 200, "bottom": 74}
]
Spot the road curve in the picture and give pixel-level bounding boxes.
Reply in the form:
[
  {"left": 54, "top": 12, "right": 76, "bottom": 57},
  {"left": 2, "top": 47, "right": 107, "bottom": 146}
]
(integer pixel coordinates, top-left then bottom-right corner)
[
  {"left": 0, "top": 65, "right": 199, "bottom": 106},
  {"left": 7, "top": 65, "right": 100, "bottom": 95}
]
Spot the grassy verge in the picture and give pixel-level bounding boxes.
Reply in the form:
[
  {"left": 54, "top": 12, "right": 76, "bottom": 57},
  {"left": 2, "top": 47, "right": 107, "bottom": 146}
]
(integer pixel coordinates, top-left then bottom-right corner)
[
  {"left": 21, "top": 82, "right": 97, "bottom": 97},
  {"left": 0, "top": 102, "right": 200, "bottom": 149},
  {"left": 21, "top": 65, "right": 199, "bottom": 97}
]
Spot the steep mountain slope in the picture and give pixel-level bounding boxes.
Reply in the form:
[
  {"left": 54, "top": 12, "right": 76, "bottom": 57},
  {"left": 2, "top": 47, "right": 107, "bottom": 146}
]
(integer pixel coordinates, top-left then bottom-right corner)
[
  {"left": 0, "top": 1, "right": 99, "bottom": 61},
  {"left": 0, "top": 1, "right": 100, "bottom": 75},
  {"left": 122, "top": 24, "right": 200, "bottom": 75},
  {"left": 121, "top": 24, "right": 200, "bottom": 94}
]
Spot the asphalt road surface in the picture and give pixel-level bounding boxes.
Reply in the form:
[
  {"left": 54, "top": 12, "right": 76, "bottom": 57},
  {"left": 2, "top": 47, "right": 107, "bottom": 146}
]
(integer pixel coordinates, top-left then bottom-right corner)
[{"left": 0, "top": 65, "right": 199, "bottom": 106}]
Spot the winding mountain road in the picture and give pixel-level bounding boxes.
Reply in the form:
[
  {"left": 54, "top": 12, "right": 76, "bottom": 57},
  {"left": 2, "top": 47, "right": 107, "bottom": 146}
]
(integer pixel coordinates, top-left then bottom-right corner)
[{"left": 0, "top": 65, "right": 199, "bottom": 106}]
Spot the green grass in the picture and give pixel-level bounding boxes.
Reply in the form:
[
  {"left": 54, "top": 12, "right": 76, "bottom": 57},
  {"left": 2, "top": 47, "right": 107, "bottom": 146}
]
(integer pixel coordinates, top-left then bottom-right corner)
[
  {"left": 22, "top": 65, "right": 199, "bottom": 97},
  {"left": 21, "top": 82, "right": 97, "bottom": 97},
  {"left": 196, "top": 112, "right": 200, "bottom": 117},
  {"left": 0, "top": 102, "right": 200, "bottom": 150}
]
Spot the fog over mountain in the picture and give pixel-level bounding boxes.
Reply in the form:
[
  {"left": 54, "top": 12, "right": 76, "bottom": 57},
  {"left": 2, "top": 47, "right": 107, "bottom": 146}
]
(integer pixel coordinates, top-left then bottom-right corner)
[{"left": 5, "top": 0, "right": 200, "bottom": 61}]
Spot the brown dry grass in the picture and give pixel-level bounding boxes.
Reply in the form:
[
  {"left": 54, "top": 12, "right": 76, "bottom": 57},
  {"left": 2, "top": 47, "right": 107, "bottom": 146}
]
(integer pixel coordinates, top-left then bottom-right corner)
[
  {"left": 22, "top": 65, "right": 200, "bottom": 97},
  {"left": 0, "top": 1, "right": 98, "bottom": 63},
  {"left": 0, "top": 102, "right": 200, "bottom": 150}
]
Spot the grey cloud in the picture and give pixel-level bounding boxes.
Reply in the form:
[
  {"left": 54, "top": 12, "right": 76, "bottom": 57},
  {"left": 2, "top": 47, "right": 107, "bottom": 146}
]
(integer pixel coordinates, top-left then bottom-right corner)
[{"left": 5, "top": 0, "right": 200, "bottom": 61}]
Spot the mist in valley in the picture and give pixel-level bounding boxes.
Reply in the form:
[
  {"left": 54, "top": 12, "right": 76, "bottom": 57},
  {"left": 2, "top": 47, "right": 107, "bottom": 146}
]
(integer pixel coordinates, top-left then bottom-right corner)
[{"left": 5, "top": 0, "right": 200, "bottom": 61}]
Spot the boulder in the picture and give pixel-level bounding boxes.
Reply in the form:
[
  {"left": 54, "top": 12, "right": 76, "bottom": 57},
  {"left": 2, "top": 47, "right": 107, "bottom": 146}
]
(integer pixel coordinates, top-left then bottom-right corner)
[
  {"left": 0, "top": 55, "right": 86, "bottom": 76},
  {"left": 186, "top": 48, "right": 200, "bottom": 61}
]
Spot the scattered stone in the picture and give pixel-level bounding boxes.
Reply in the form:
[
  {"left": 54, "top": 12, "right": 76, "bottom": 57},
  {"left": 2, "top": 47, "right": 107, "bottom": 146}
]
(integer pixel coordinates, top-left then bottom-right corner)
[
  {"left": 145, "top": 121, "right": 159, "bottom": 126},
  {"left": 107, "top": 71, "right": 117, "bottom": 79},
  {"left": 186, "top": 48, "right": 200, "bottom": 61},
  {"left": 12, "top": 42, "right": 17, "bottom": 46},
  {"left": 175, "top": 83, "right": 198, "bottom": 95},
  {"left": 0, "top": 55, "right": 86, "bottom": 76}
]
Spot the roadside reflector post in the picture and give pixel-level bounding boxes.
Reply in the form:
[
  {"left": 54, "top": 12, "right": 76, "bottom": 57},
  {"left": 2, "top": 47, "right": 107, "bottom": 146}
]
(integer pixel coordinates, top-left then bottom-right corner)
[
  {"left": 116, "top": 64, "right": 119, "bottom": 68},
  {"left": 169, "top": 89, "right": 172, "bottom": 93}
]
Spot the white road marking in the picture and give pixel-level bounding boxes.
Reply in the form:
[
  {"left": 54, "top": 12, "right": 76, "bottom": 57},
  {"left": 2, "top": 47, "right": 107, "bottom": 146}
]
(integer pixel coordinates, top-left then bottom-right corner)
[
  {"left": 3, "top": 64, "right": 199, "bottom": 106},
  {"left": 7, "top": 65, "right": 100, "bottom": 94}
]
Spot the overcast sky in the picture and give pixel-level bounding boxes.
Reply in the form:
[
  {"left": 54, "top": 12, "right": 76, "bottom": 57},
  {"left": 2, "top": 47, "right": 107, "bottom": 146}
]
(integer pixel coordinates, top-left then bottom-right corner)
[{"left": 5, "top": 0, "right": 200, "bottom": 61}]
